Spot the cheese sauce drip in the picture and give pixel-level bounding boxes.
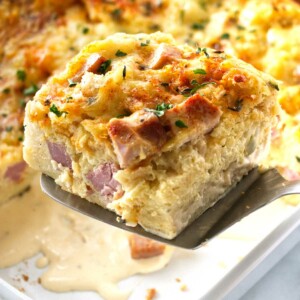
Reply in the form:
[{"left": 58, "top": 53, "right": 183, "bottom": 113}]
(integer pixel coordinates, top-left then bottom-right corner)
[{"left": 0, "top": 177, "right": 173, "bottom": 300}]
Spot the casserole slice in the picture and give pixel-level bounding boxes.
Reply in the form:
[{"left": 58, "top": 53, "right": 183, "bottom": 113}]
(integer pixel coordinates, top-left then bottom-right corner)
[{"left": 24, "top": 32, "right": 280, "bottom": 239}]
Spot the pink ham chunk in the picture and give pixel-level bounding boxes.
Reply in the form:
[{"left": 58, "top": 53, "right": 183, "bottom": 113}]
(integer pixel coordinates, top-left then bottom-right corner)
[
  {"left": 73, "top": 53, "right": 107, "bottom": 81},
  {"left": 108, "top": 111, "right": 167, "bottom": 168},
  {"left": 4, "top": 161, "right": 27, "bottom": 182},
  {"left": 163, "top": 94, "right": 222, "bottom": 137},
  {"left": 47, "top": 141, "right": 72, "bottom": 169},
  {"left": 149, "top": 44, "right": 182, "bottom": 69},
  {"left": 281, "top": 167, "right": 300, "bottom": 181},
  {"left": 86, "top": 163, "right": 122, "bottom": 199},
  {"left": 129, "top": 234, "right": 166, "bottom": 259}
]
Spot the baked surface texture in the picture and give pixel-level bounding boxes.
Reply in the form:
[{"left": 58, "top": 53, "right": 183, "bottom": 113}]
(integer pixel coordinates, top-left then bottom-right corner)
[{"left": 23, "top": 32, "right": 279, "bottom": 239}]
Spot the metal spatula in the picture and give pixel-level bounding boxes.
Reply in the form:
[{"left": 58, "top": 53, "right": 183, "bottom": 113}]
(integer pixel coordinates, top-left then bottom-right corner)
[{"left": 40, "top": 168, "right": 300, "bottom": 249}]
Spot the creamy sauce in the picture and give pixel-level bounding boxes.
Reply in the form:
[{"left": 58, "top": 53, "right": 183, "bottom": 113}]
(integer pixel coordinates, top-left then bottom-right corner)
[{"left": 0, "top": 176, "right": 173, "bottom": 300}]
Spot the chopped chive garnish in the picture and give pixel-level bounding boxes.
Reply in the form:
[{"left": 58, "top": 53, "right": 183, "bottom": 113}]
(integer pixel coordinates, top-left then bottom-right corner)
[
  {"left": 228, "top": 99, "right": 243, "bottom": 112},
  {"left": 115, "top": 50, "right": 127, "bottom": 57},
  {"left": 19, "top": 99, "right": 26, "bottom": 108},
  {"left": 50, "top": 104, "right": 68, "bottom": 117},
  {"left": 193, "top": 68, "right": 207, "bottom": 75},
  {"left": 2, "top": 88, "right": 10, "bottom": 94},
  {"left": 122, "top": 65, "right": 127, "bottom": 79},
  {"left": 182, "top": 81, "right": 216, "bottom": 96},
  {"left": 145, "top": 103, "right": 173, "bottom": 117},
  {"left": 175, "top": 120, "right": 188, "bottom": 128},
  {"left": 5, "top": 126, "right": 13, "bottom": 132},
  {"left": 16, "top": 70, "right": 26, "bottom": 81},
  {"left": 191, "top": 22, "right": 205, "bottom": 30},
  {"left": 196, "top": 47, "right": 210, "bottom": 58},
  {"left": 111, "top": 8, "right": 122, "bottom": 21},
  {"left": 68, "top": 79, "right": 77, "bottom": 87},
  {"left": 268, "top": 81, "right": 279, "bottom": 91},
  {"left": 82, "top": 27, "right": 89, "bottom": 34},
  {"left": 24, "top": 84, "right": 38, "bottom": 96},
  {"left": 98, "top": 60, "right": 111, "bottom": 75},
  {"left": 141, "top": 40, "right": 150, "bottom": 47},
  {"left": 220, "top": 33, "right": 230, "bottom": 39}
]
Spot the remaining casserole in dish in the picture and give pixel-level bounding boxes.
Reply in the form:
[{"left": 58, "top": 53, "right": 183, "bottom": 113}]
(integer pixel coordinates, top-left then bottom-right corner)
[{"left": 23, "top": 32, "right": 279, "bottom": 239}]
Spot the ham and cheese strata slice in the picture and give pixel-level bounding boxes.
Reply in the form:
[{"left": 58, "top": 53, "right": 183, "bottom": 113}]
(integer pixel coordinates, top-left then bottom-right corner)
[{"left": 24, "top": 32, "right": 280, "bottom": 239}]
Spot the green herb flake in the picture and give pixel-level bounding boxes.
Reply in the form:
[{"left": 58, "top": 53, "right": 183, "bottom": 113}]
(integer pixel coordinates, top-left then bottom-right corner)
[
  {"left": 24, "top": 84, "right": 39, "bottom": 96},
  {"left": 98, "top": 59, "right": 112, "bottom": 75},
  {"left": 156, "top": 103, "right": 173, "bottom": 111},
  {"left": 220, "top": 33, "right": 230, "bottom": 39},
  {"left": 50, "top": 104, "right": 68, "bottom": 117},
  {"left": 87, "top": 97, "right": 96, "bottom": 105},
  {"left": 16, "top": 70, "right": 26, "bottom": 81},
  {"left": 149, "top": 24, "right": 160, "bottom": 31},
  {"left": 196, "top": 47, "right": 210, "bottom": 58},
  {"left": 18, "top": 136, "right": 24, "bottom": 142},
  {"left": 82, "top": 27, "right": 89, "bottom": 34},
  {"left": 66, "top": 96, "right": 73, "bottom": 102},
  {"left": 122, "top": 65, "right": 127, "bottom": 79},
  {"left": 116, "top": 50, "right": 127, "bottom": 57},
  {"left": 191, "top": 22, "right": 206, "bottom": 30},
  {"left": 182, "top": 81, "right": 216, "bottom": 96},
  {"left": 268, "top": 81, "right": 279, "bottom": 91},
  {"left": 116, "top": 110, "right": 131, "bottom": 118},
  {"left": 68, "top": 79, "right": 77, "bottom": 87},
  {"left": 19, "top": 99, "right": 26, "bottom": 108},
  {"left": 237, "top": 24, "right": 245, "bottom": 30},
  {"left": 111, "top": 9, "right": 122, "bottom": 21},
  {"left": 175, "top": 120, "right": 188, "bottom": 128},
  {"left": 145, "top": 103, "right": 173, "bottom": 117},
  {"left": 199, "top": 0, "right": 207, "bottom": 10},
  {"left": 296, "top": 156, "right": 300, "bottom": 163},
  {"left": 5, "top": 126, "right": 13, "bottom": 132},
  {"left": 228, "top": 99, "right": 243, "bottom": 112},
  {"left": 141, "top": 40, "right": 150, "bottom": 47},
  {"left": 180, "top": 9, "right": 185, "bottom": 23},
  {"left": 2, "top": 87, "right": 10, "bottom": 94},
  {"left": 193, "top": 68, "right": 207, "bottom": 75}
]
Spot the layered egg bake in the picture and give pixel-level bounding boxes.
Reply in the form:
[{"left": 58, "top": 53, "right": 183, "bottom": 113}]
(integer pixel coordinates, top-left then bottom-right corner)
[
  {"left": 24, "top": 32, "right": 279, "bottom": 239},
  {"left": 2, "top": 0, "right": 300, "bottom": 237}
]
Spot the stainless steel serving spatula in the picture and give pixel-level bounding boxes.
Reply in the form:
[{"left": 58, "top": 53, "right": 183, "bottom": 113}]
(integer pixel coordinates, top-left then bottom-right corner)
[{"left": 40, "top": 168, "right": 300, "bottom": 249}]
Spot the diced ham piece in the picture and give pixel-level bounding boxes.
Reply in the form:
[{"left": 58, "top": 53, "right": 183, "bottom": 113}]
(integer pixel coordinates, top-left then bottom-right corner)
[
  {"left": 293, "top": 65, "right": 300, "bottom": 83},
  {"left": 47, "top": 141, "right": 72, "bottom": 169},
  {"left": 282, "top": 167, "right": 300, "bottom": 181},
  {"left": 4, "top": 161, "right": 27, "bottom": 182},
  {"left": 149, "top": 44, "right": 182, "bottom": 69},
  {"left": 129, "top": 234, "right": 166, "bottom": 259},
  {"left": 108, "top": 111, "right": 167, "bottom": 168},
  {"left": 163, "top": 94, "right": 222, "bottom": 145},
  {"left": 86, "top": 163, "right": 122, "bottom": 199},
  {"left": 72, "top": 53, "right": 107, "bottom": 81}
]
